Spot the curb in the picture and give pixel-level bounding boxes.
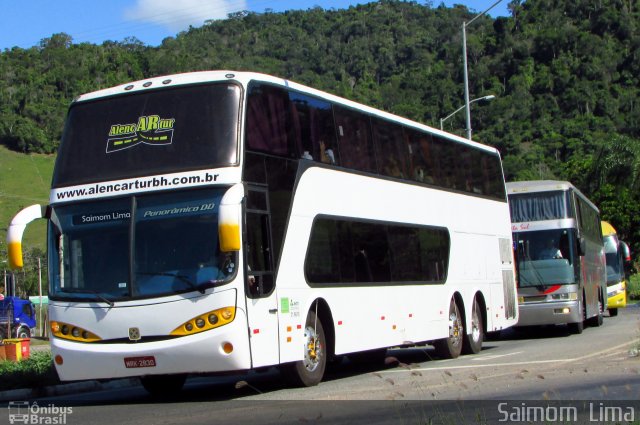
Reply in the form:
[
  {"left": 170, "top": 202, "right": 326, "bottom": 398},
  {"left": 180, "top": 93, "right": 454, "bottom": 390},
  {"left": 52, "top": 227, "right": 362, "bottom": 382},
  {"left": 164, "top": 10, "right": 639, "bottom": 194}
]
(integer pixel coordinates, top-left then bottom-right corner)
[
  {"left": 1, "top": 344, "right": 138, "bottom": 402},
  {"left": 0, "top": 377, "right": 139, "bottom": 402}
]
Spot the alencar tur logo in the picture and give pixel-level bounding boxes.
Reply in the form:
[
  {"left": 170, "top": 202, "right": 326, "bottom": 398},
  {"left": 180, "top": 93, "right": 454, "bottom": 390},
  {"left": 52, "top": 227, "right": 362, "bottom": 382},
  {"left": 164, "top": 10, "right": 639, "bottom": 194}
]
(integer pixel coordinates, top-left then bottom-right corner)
[{"left": 106, "top": 115, "right": 175, "bottom": 153}]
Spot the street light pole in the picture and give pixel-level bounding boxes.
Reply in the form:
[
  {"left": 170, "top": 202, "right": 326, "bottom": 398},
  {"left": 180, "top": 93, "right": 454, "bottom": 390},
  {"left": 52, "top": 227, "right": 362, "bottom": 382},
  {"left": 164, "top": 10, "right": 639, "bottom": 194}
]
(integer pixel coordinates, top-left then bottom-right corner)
[
  {"left": 440, "top": 95, "right": 495, "bottom": 131},
  {"left": 462, "top": 21, "right": 471, "bottom": 139},
  {"left": 462, "top": 0, "right": 503, "bottom": 140}
]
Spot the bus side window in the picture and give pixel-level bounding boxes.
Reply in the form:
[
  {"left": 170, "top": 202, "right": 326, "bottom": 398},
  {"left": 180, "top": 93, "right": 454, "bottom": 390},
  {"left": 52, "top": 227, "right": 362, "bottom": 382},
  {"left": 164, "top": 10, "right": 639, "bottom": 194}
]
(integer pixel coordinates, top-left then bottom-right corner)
[
  {"left": 288, "top": 92, "right": 338, "bottom": 165},
  {"left": 246, "top": 84, "right": 299, "bottom": 158},
  {"left": 334, "top": 106, "right": 376, "bottom": 173},
  {"left": 372, "top": 118, "right": 408, "bottom": 179}
]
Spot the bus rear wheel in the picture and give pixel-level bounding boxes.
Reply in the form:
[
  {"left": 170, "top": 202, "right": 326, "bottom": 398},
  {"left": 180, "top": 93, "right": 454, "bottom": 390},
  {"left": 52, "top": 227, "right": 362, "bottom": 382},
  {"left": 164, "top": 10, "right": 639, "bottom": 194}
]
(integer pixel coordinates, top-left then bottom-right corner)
[
  {"left": 462, "top": 299, "right": 483, "bottom": 355},
  {"left": 282, "top": 311, "right": 326, "bottom": 387},
  {"left": 434, "top": 298, "right": 464, "bottom": 359}
]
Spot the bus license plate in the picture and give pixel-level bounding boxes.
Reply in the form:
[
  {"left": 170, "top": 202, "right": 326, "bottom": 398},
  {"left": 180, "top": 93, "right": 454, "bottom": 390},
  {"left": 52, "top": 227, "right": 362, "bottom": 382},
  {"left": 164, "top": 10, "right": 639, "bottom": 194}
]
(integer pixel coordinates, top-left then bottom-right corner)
[{"left": 124, "top": 356, "right": 156, "bottom": 368}]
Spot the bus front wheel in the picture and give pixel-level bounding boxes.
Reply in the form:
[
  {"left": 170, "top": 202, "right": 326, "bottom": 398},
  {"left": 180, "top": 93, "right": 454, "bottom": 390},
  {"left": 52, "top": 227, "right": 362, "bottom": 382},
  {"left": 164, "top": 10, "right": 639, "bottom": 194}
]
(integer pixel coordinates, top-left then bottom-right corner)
[
  {"left": 609, "top": 308, "right": 618, "bottom": 317},
  {"left": 588, "top": 298, "right": 604, "bottom": 327},
  {"left": 434, "top": 298, "right": 464, "bottom": 359},
  {"left": 568, "top": 300, "right": 585, "bottom": 334},
  {"left": 281, "top": 311, "right": 326, "bottom": 387}
]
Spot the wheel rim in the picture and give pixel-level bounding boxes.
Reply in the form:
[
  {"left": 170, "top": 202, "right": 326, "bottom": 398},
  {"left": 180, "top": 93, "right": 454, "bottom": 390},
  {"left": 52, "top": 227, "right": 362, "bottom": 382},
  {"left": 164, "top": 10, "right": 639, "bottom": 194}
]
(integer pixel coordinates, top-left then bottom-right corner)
[
  {"left": 470, "top": 304, "right": 481, "bottom": 342},
  {"left": 449, "top": 302, "right": 463, "bottom": 347},
  {"left": 302, "top": 325, "right": 322, "bottom": 372}
]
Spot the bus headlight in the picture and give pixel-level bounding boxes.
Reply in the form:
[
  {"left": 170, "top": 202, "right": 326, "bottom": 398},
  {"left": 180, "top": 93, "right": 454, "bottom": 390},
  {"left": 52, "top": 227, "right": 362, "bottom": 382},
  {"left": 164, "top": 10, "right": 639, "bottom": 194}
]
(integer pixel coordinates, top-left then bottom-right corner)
[
  {"left": 608, "top": 284, "right": 625, "bottom": 296},
  {"left": 551, "top": 292, "right": 578, "bottom": 301},
  {"left": 171, "top": 307, "right": 236, "bottom": 336},
  {"left": 50, "top": 321, "right": 101, "bottom": 342}
]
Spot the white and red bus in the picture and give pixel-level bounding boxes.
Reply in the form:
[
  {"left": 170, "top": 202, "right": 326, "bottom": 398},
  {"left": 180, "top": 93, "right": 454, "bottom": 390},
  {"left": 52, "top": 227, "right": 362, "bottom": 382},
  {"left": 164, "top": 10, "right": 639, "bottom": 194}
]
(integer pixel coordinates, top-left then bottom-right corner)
[{"left": 507, "top": 180, "right": 606, "bottom": 333}]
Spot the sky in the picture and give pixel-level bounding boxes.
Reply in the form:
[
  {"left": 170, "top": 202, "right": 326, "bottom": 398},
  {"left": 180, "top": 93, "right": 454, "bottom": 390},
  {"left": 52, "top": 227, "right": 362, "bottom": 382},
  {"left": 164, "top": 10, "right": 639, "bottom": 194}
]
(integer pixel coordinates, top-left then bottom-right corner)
[{"left": 0, "top": 1, "right": 510, "bottom": 50}]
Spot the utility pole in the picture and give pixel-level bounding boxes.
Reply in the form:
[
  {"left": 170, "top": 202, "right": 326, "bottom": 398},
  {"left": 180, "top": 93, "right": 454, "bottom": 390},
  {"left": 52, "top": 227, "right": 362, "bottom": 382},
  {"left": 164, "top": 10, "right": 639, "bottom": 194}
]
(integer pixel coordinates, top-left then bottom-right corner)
[
  {"left": 461, "top": 0, "right": 503, "bottom": 139},
  {"left": 38, "top": 257, "right": 43, "bottom": 337}
]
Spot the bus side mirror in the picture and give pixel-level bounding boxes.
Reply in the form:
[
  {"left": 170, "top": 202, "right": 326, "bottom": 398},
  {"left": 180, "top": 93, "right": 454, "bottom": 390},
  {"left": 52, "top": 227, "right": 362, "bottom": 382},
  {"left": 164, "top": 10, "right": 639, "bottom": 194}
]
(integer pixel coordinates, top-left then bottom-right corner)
[
  {"left": 7, "top": 204, "right": 46, "bottom": 269},
  {"left": 218, "top": 183, "right": 244, "bottom": 252},
  {"left": 577, "top": 236, "right": 586, "bottom": 256}
]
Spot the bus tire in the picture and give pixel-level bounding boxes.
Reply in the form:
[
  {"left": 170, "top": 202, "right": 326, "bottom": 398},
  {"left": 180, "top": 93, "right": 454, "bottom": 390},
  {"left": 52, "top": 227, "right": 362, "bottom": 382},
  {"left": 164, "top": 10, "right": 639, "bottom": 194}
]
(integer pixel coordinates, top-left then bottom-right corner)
[
  {"left": 282, "top": 311, "right": 326, "bottom": 387},
  {"left": 568, "top": 320, "right": 584, "bottom": 334},
  {"left": 434, "top": 298, "right": 464, "bottom": 359},
  {"left": 588, "top": 298, "right": 604, "bottom": 327},
  {"left": 568, "top": 300, "right": 584, "bottom": 334},
  {"left": 140, "top": 374, "right": 187, "bottom": 397},
  {"left": 609, "top": 308, "right": 618, "bottom": 317},
  {"left": 462, "top": 299, "right": 483, "bottom": 355}
]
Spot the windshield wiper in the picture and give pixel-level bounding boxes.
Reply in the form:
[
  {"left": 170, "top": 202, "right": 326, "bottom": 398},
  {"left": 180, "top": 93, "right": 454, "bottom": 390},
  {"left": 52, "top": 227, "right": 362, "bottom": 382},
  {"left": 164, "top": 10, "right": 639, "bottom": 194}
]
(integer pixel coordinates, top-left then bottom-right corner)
[
  {"left": 59, "top": 288, "right": 115, "bottom": 307},
  {"left": 137, "top": 271, "right": 206, "bottom": 294}
]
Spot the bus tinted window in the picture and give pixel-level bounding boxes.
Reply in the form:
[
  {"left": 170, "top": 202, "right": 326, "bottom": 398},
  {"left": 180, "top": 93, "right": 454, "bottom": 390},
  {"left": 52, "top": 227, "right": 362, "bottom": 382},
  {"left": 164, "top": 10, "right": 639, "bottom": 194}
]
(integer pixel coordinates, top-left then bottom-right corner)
[
  {"left": 576, "top": 197, "right": 601, "bottom": 242},
  {"left": 247, "top": 84, "right": 339, "bottom": 164},
  {"left": 245, "top": 83, "right": 506, "bottom": 202},
  {"left": 406, "top": 129, "right": 438, "bottom": 184},
  {"left": 509, "top": 191, "right": 569, "bottom": 222},
  {"left": 305, "top": 217, "right": 449, "bottom": 286},
  {"left": 484, "top": 152, "right": 507, "bottom": 199},
  {"left": 246, "top": 84, "right": 298, "bottom": 157},
  {"left": 372, "top": 118, "right": 409, "bottom": 179},
  {"left": 334, "top": 106, "right": 377, "bottom": 173},
  {"left": 288, "top": 92, "right": 339, "bottom": 165},
  {"left": 54, "top": 83, "right": 240, "bottom": 188}
]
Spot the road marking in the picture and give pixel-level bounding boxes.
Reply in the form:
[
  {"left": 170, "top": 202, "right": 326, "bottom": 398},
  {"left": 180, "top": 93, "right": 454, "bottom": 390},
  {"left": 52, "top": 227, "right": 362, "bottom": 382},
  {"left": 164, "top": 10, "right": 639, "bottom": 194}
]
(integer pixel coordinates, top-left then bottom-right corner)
[
  {"left": 471, "top": 351, "right": 522, "bottom": 361},
  {"left": 572, "top": 340, "right": 637, "bottom": 361},
  {"left": 382, "top": 340, "right": 637, "bottom": 374},
  {"left": 384, "top": 358, "right": 572, "bottom": 373}
]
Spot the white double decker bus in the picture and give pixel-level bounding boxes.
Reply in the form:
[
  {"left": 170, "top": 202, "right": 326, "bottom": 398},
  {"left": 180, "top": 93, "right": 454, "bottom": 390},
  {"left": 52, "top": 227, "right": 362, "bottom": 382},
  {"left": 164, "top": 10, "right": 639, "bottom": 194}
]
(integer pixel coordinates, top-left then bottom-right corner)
[
  {"left": 507, "top": 181, "right": 606, "bottom": 334},
  {"left": 8, "top": 71, "right": 517, "bottom": 394}
]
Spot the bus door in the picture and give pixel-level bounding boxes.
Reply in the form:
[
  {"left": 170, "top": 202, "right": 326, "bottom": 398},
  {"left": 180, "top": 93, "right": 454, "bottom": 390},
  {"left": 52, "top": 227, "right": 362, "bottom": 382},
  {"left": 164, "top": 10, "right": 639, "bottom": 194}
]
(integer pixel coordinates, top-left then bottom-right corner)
[{"left": 244, "top": 187, "right": 279, "bottom": 367}]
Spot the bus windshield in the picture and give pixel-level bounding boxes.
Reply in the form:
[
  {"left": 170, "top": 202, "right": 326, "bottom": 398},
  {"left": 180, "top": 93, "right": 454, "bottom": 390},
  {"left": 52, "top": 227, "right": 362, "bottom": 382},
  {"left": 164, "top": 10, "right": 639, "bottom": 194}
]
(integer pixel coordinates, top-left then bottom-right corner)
[
  {"left": 48, "top": 188, "right": 236, "bottom": 301},
  {"left": 514, "top": 229, "right": 577, "bottom": 288},
  {"left": 53, "top": 83, "right": 241, "bottom": 188},
  {"left": 603, "top": 234, "right": 623, "bottom": 284}
]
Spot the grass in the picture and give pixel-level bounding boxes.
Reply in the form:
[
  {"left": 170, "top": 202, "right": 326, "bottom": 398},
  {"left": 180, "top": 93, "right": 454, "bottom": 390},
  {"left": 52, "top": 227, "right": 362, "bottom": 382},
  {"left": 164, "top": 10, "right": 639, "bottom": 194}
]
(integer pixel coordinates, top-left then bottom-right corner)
[
  {"left": 0, "top": 144, "right": 55, "bottom": 253},
  {"left": 628, "top": 273, "right": 640, "bottom": 301},
  {"left": 0, "top": 351, "right": 59, "bottom": 391}
]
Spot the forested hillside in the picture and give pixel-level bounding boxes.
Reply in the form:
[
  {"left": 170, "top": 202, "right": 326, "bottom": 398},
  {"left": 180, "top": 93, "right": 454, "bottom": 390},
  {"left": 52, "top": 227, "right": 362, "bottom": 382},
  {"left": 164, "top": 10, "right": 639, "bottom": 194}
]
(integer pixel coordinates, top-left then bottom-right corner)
[{"left": 1, "top": 0, "right": 639, "bottom": 255}]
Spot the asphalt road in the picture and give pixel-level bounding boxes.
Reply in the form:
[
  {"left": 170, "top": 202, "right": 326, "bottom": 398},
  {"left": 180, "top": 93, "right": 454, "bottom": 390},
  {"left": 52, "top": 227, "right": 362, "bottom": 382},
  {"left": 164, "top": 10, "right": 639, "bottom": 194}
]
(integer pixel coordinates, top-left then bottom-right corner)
[{"left": 8, "top": 304, "right": 640, "bottom": 424}]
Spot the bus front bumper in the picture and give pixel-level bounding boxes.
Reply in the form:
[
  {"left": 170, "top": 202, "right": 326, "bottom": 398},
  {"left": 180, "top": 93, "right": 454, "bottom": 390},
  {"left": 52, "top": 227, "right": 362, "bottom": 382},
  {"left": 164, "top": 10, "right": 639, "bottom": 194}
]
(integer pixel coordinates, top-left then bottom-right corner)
[
  {"left": 51, "top": 314, "right": 251, "bottom": 381},
  {"left": 515, "top": 300, "right": 582, "bottom": 327},
  {"left": 607, "top": 291, "right": 627, "bottom": 310}
]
